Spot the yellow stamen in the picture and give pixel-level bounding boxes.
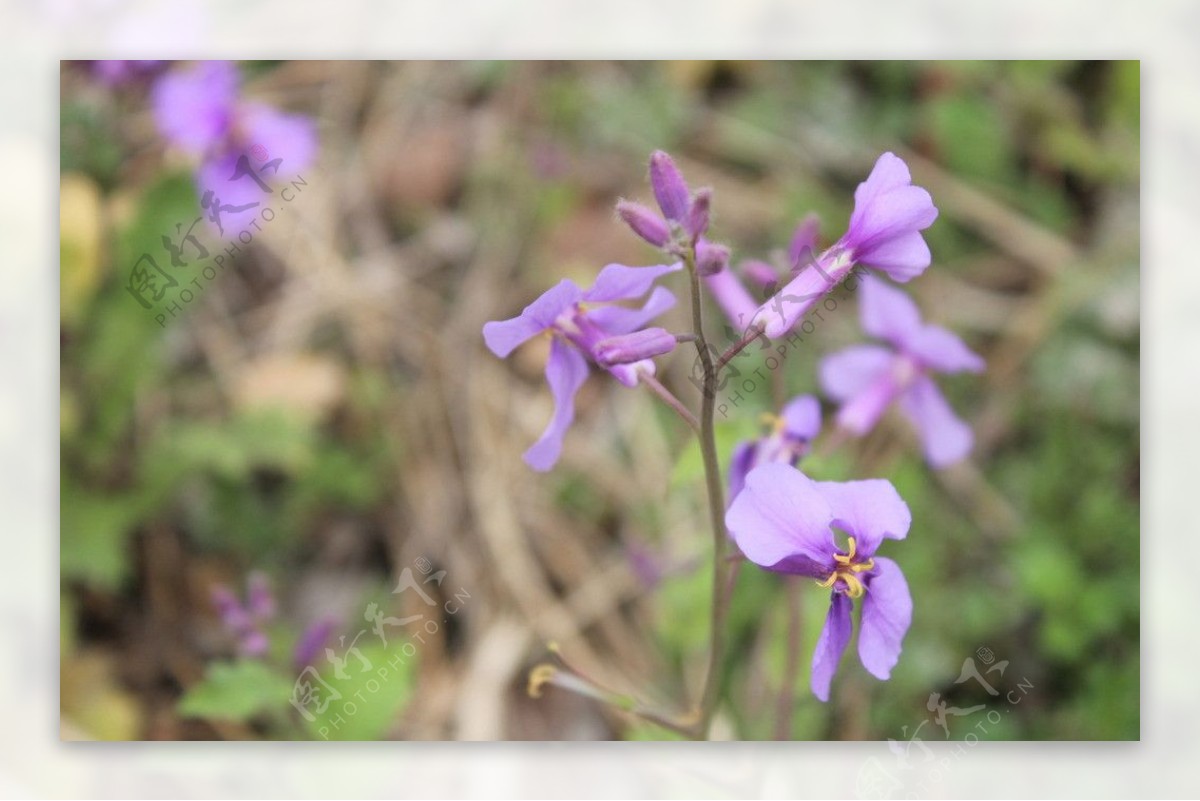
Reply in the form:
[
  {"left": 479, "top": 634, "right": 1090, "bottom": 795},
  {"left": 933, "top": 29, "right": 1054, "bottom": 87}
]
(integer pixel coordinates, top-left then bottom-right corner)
[
  {"left": 759, "top": 412, "right": 786, "bottom": 436},
  {"left": 816, "top": 536, "right": 874, "bottom": 599}
]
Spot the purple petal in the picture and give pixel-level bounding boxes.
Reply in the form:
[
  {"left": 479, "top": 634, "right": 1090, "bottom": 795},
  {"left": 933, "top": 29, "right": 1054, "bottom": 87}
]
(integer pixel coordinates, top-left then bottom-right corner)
[
  {"left": 585, "top": 285, "right": 676, "bottom": 336},
  {"left": 153, "top": 60, "right": 239, "bottom": 155},
  {"left": 583, "top": 262, "right": 682, "bottom": 303},
  {"left": 906, "top": 325, "right": 985, "bottom": 374},
  {"left": 787, "top": 213, "right": 821, "bottom": 269},
  {"left": 483, "top": 279, "right": 581, "bottom": 358},
  {"left": 725, "top": 463, "right": 835, "bottom": 573},
  {"left": 239, "top": 103, "right": 318, "bottom": 175},
  {"left": 845, "top": 153, "right": 938, "bottom": 258},
  {"left": 751, "top": 249, "right": 855, "bottom": 339},
  {"left": 194, "top": 152, "right": 271, "bottom": 236},
  {"left": 780, "top": 394, "right": 822, "bottom": 442},
  {"left": 859, "top": 276, "right": 923, "bottom": 346},
  {"left": 523, "top": 338, "right": 590, "bottom": 471},
  {"left": 833, "top": 369, "right": 900, "bottom": 436},
  {"left": 819, "top": 345, "right": 893, "bottom": 402},
  {"left": 855, "top": 231, "right": 931, "bottom": 283},
  {"left": 648, "top": 150, "right": 690, "bottom": 222},
  {"left": 239, "top": 629, "right": 270, "bottom": 658},
  {"left": 900, "top": 376, "right": 974, "bottom": 468},
  {"left": 293, "top": 616, "right": 338, "bottom": 668},
  {"left": 811, "top": 593, "right": 853, "bottom": 702},
  {"left": 740, "top": 260, "right": 780, "bottom": 291},
  {"left": 694, "top": 239, "right": 730, "bottom": 277},
  {"left": 727, "top": 441, "right": 757, "bottom": 504},
  {"left": 703, "top": 268, "right": 759, "bottom": 332},
  {"left": 811, "top": 478, "right": 911, "bottom": 558},
  {"left": 859, "top": 557, "right": 912, "bottom": 680}
]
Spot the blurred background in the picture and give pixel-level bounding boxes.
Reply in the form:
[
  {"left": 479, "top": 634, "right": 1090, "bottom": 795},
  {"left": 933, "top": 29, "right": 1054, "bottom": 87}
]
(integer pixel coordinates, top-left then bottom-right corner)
[{"left": 59, "top": 60, "right": 1139, "bottom": 741}]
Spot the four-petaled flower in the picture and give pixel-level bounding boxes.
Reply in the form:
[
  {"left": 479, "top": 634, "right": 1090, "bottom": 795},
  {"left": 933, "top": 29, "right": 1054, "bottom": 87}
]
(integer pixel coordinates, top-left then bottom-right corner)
[
  {"left": 483, "top": 262, "right": 681, "bottom": 471},
  {"left": 820, "top": 275, "right": 985, "bottom": 468},
  {"left": 728, "top": 394, "right": 821, "bottom": 503},
  {"left": 726, "top": 463, "right": 913, "bottom": 702},
  {"left": 751, "top": 152, "right": 938, "bottom": 338}
]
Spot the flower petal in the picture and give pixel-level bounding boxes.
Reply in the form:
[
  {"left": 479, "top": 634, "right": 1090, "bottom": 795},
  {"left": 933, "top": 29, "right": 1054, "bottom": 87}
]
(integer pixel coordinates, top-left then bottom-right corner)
[
  {"left": 811, "top": 478, "right": 911, "bottom": 557},
  {"left": 750, "top": 249, "right": 853, "bottom": 339},
  {"left": 781, "top": 394, "right": 822, "bottom": 442},
  {"left": 859, "top": 557, "right": 912, "bottom": 680},
  {"left": 900, "top": 375, "right": 974, "bottom": 468},
  {"left": 906, "top": 325, "right": 986, "bottom": 374},
  {"left": 855, "top": 231, "right": 932, "bottom": 283},
  {"left": 703, "top": 268, "right": 760, "bottom": 332},
  {"left": 811, "top": 593, "right": 853, "bottom": 702},
  {"left": 584, "top": 285, "right": 676, "bottom": 336},
  {"left": 523, "top": 338, "right": 589, "bottom": 471},
  {"left": 152, "top": 60, "right": 239, "bottom": 155},
  {"left": 482, "top": 279, "right": 582, "bottom": 358},
  {"left": 819, "top": 345, "right": 893, "bottom": 402},
  {"left": 727, "top": 441, "right": 757, "bottom": 504},
  {"left": 859, "top": 276, "right": 923, "bottom": 346},
  {"left": 725, "top": 463, "right": 834, "bottom": 574},
  {"left": 583, "top": 262, "right": 682, "bottom": 303},
  {"left": 239, "top": 103, "right": 319, "bottom": 175}
]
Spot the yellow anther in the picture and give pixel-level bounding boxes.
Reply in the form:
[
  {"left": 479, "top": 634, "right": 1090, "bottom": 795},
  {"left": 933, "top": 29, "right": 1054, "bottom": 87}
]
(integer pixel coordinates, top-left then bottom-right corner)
[{"left": 816, "top": 536, "right": 874, "bottom": 598}]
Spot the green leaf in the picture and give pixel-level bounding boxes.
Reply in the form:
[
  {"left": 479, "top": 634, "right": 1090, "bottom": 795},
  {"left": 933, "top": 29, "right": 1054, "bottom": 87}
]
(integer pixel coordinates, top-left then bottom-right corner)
[
  {"left": 178, "top": 660, "right": 295, "bottom": 722},
  {"left": 300, "top": 639, "right": 417, "bottom": 741}
]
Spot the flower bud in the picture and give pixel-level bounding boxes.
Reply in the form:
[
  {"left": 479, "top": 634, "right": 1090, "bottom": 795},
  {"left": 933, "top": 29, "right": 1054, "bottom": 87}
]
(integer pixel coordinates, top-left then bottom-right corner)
[
  {"left": 740, "top": 259, "right": 779, "bottom": 291},
  {"left": 685, "top": 187, "right": 712, "bottom": 240},
  {"left": 695, "top": 240, "right": 731, "bottom": 277},
  {"left": 787, "top": 213, "right": 821, "bottom": 269},
  {"left": 649, "top": 150, "right": 691, "bottom": 222},
  {"left": 616, "top": 200, "right": 671, "bottom": 247},
  {"left": 593, "top": 327, "right": 677, "bottom": 367}
]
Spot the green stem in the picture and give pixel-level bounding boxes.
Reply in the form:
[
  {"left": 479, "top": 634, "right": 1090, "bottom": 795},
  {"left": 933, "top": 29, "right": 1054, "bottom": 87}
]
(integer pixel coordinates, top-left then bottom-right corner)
[{"left": 685, "top": 248, "right": 733, "bottom": 738}]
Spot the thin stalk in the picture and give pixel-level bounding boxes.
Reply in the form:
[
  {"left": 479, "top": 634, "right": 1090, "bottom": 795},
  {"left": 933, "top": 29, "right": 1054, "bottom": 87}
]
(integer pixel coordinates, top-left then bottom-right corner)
[
  {"left": 774, "top": 577, "right": 803, "bottom": 740},
  {"left": 641, "top": 372, "right": 700, "bottom": 432},
  {"left": 685, "top": 247, "right": 733, "bottom": 738},
  {"left": 715, "top": 328, "right": 765, "bottom": 372}
]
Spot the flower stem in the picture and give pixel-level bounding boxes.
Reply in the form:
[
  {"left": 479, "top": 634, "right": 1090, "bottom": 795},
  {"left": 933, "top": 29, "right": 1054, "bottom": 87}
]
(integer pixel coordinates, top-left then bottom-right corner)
[
  {"left": 641, "top": 372, "right": 700, "bottom": 432},
  {"left": 684, "top": 247, "right": 733, "bottom": 738},
  {"left": 774, "top": 577, "right": 803, "bottom": 740}
]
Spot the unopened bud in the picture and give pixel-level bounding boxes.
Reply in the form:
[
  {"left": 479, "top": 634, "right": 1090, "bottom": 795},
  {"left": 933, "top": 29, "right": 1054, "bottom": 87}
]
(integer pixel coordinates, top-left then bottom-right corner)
[
  {"left": 593, "top": 327, "right": 677, "bottom": 367},
  {"left": 616, "top": 200, "right": 671, "bottom": 247},
  {"left": 695, "top": 240, "right": 731, "bottom": 277},
  {"left": 787, "top": 213, "right": 821, "bottom": 269},
  {"left": 649, "top": 150, "right": 691, "bottom": 222},
  {"left": 685, "top": 187, "right": 712, "bottom": 240},
  {"left": 740, "top": 259, "right": 779, "bottom": 291}
]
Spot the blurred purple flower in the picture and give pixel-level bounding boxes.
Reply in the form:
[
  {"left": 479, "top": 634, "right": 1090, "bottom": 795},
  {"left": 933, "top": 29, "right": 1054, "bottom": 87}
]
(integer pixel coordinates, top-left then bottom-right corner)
[
  {"left": 727, "top": 394, "right": 821, "bottom": 503},
  {"left": 293, "top": 616, "right": 339, "bottom": 669},
  {"left": 752, "top": 152, "right": 938, "bottom": 338},
  {"left": 211, "top": 570, "right": 276, "bottom": 658},
  {"left": 820, "top": 276, "right": 984, "bottom": 468},
  {"left": 725, "top": 463, "right": 912, "bottom": 702},
  {"left": 482, "top": 262, "right": 681, "bottom": 471},
  {"left": 152, "top": 61, "right": 318, "bottom": 235}
]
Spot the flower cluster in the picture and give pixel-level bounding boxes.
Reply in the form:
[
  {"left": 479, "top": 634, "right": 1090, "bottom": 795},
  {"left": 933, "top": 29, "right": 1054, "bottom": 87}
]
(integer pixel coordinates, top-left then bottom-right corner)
[
  {"left": 488, "top": 149, "right": 983, "bottom": 709},
  {"left": 211, "top": 572, "right": 276, "bottom": 658},
  {"left": 150, "top": 60, "right": 317, "bottom": 233}
]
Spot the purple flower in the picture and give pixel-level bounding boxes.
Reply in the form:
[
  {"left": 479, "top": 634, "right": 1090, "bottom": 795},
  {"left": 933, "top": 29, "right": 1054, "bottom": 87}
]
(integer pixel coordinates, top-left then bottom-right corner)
[
  {"left": 211, "top": 571, "right": 276, "bottom": 658},
  {"left": 820, "top": 276, "right": 984, "bottom": 468},
  {"left": 728, "top": 394, "right": 821, "bottom": 502},
  {"left": 703, "top": 215, "right": 821, "bottom": 334},
  {"left": 152, "top": 61, "right": 318, "bottom": 235},
  {"left": 483, "top": 262, "right": 681, "bottom": 471},
  {"left": 293, "top": 616, "right": 339, "bottom": 669},
  {"left": 725, "top": 463, "right": 912, "bottom": 701},
  {"left": 751, "top": 153, "right": 938, "bottom": 338}
]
